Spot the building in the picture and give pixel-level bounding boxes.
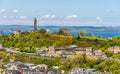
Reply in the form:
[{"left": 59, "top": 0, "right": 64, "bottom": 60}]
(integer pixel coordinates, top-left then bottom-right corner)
[
  {"left": 69, "top": 45, "right": 78, "bottom": 49},
  {"left": 71, "top": 68, "right": 99, "bottom": 74},
  {"left": 61, "top": 28, "right": 70, "bottom": 35},
  {"left": 48, "top": 46, "right": 55, "bottom": 54},
  {"left": 3, "top": 62, "right": 51, "bottom": 74},
  {"left": 0, "top": 43, "right": 3, "bottom": 49},
  {"left": 71, "top": 68, "right": 87, "bottom": 74},
  {"left": 47, "top": 68, "right": 58, "bottom": 74},
  {"left": 74, "top": 47, "right": 94, "bottom": 55},
  {"left": 74, "top": 48, "right": 86, "bottom": 54},
  {"left": 34, "top": 18, "right": 37, "bottom": 31},
  {"left": 36, "top": 64, "right": 48, "bottom": 73},
  {"left": 7, "top": 70, "right": 21, "bottom": 74},
  {"left": 101, "top": 72, "right": 112, "bottom": 74},
  {"left": 5, "top": 62, "right": 29, "bottom": 74},
  {"left": 14, "top": 30, "right": 21, "bottom": 34},
  {"left": 87, "top": 69, "right": 98, "bottom": 74},
  {"left": 48, "top": 45, "right": 107, "bottom": 59},
  {"left": 48, "top": 46, "right": 75, "bottom": 56},
  {"left": 108, "top": 46, "right": 120, "bottom": 54},
  {"left": 26, "top": 64, "right": 36, "bottom": 70},
  {"left": 94, "top": 50, "right": 107, "bottom": 59},
  {"left": 36, "top": 49, "right": 46, "bottom": 56},
  {"left": 85, "top": 47, "right": 94, "bottom": 56}
]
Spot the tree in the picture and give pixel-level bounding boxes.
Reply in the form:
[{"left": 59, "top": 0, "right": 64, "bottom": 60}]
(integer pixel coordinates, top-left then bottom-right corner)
[
  {"left": 57, "top": 29, "right": 65, "bottom": 35},
  {"left": 38, "top": 28, "right": 47, "bottom": 34},
  {"left": 82, "top": 53, "right": 87, "bottom": 63},
  {"left": 89, "top": 32, "right": 93, "bottom": 37},
  {"left": 78, "top": 31, "right": 86, "bottom": 36},
  {"left": 77, "top": 35, "right": 81, "bottom": 39},
  {"left": 3, "top": 56, "right": 9, "bottom": 62}
]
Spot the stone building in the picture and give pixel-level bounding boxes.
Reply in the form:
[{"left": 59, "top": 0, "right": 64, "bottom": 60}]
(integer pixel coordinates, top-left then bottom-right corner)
[
  {"left": 36, "top": 64, "right": 48, "bottom": 73},
  {"left": 48, "top": 46, "right": 107, "bottom": 59},
  {"left": 74, "top": 48, "right": 86, "bottom": 54},
  {"left": 48, "top": 46, "right": 75, "bottom": 56},
  {"left": 48, "top": 46, "right": 95, "bottom": 56},
  {"left": 14, "top": 30, "right": 21, "bottom": 34},
  {"left": 36, "top": 50, "right": 46, "bottom": 55},
  {"left": 108, "top": 46, "right": 120, "bottom": 54},
  {"left": 85, "top": 47, "right": 94, "bottom": 56},
  {"left": 94, "top": 50, "right": 107, "bottom": 59},
  {"left": 48, "top": 46, "right": 55, "bottom": 54}
]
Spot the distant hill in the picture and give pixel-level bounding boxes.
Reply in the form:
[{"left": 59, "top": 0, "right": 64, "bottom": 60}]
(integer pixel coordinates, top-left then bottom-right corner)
[{"left": 0, "top": 25, "right": 120, "bottom": 37}]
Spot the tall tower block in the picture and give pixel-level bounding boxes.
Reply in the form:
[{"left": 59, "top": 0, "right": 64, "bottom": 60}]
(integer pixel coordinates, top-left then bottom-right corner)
[{"left": 34, "top": 18, "right": 37, "bottom": 31}]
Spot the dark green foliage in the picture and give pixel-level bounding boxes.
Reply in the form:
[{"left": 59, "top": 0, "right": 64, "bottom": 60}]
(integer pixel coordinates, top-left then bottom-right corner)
[
  {"left": 0, "top": 30, "right": 73, "bottom": 53},
  {"left": 78, "top": 30, "right": 86, "bottom": 36},
  {"left": 57, "top": 28, "right": 65, "bottom": 35},
  {"left": 0, "top": 30, "right": 115, "bottom": 53},
  {"left": 38, "top": 28, "right": 47, "bottom": 34},
  {"left": 3, "top": 57, "right": 9, "bottom": 62},
  {"left": 77, "top": 35, "right": 80, "bottom": 39}
]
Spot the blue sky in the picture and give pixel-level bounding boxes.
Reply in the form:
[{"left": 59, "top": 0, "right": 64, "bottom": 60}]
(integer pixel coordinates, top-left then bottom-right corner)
[{"left": 0, "top": 0, "right": 120, "bottom": 26}]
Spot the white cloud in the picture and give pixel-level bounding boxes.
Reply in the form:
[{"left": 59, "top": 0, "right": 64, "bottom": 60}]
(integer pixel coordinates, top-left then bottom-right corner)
[
  {"left": 96, "top": 17, "right": 101, "bottom": 20},
  {"left": 96, "top": 17, "right": 103, "bottom": 23},
  {"left": 9, "top": 16, "right": 14, "bottom": 19},
  {"left": 2, "top": 16, "right": 7, "bottom": 18},
  {"left": 40, "top": 14, "right": 56, "bottom": 19},
  {"left": 41, "top": 15, "right": 50, "bottom": 19},
  {"left": 0, "top": 9, "right": 7, "bottom": 13},
  {"left": 51, "top": 15, "right": 56, "bottom": 19},
  {"left": 12, "top": 9, "right": 18, "bottom": 13},
  {"left": 66, "top": 15, "right": 79, "bottom": 19},
  {"left": 20, "top": 16, "right": 28, "bottom": 19}
]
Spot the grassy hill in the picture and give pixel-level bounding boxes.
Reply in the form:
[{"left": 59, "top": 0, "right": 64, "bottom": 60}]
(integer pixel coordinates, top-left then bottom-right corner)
[{"left": 0, "top": 28, "right": 117, "bottom": 53}]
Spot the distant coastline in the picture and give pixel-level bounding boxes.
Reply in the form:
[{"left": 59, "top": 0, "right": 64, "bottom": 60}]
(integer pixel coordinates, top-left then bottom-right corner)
[{"left": 0, "top": 25, "right": 120, "bottom": 37}]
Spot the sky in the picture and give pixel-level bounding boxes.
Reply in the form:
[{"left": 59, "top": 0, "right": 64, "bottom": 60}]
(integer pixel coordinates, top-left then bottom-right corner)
[{"left": 0, "top": 0, "right": 120, "bottom": 26}]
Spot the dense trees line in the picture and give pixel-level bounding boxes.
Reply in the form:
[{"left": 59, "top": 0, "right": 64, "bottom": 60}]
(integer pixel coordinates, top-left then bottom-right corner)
[
  {"left": 0, "top": 28, "right": 119, "bottom": 54},
  {"left": 0, "top": 29, "right": 73, "bottom": 53}
]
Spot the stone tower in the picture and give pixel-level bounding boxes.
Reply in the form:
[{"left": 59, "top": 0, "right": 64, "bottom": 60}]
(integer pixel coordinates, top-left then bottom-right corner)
[
  {"left": 0, "top": 30, "right": 2, "bottom": 36},
  {"left": 34, "top": 18, "right": 37, "bottom": 31}
]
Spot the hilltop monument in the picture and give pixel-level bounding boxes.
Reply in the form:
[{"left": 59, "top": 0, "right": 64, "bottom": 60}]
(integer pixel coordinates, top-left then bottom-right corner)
[
  {"left": 0, "top": 30, "right": 2, "bottom": 36},
  {"left": 34, "top": 18, "right": 37, "bottom": 31}
]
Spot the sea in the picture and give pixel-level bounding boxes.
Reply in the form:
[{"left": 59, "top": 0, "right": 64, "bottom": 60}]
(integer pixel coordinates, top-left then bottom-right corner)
[{"left": 0, "top": 25, "right": 120, "bottom": 38}]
